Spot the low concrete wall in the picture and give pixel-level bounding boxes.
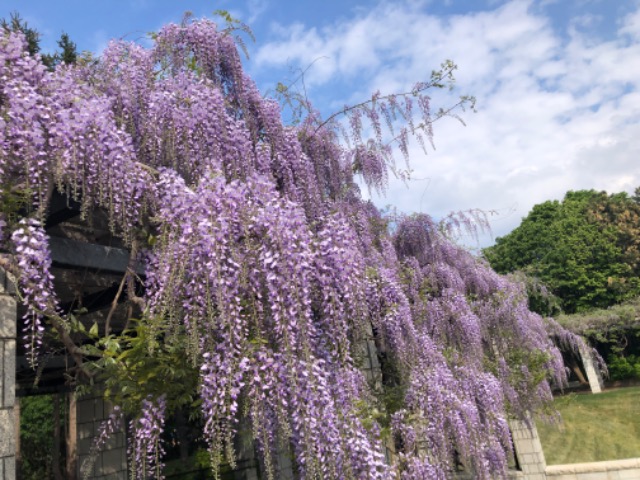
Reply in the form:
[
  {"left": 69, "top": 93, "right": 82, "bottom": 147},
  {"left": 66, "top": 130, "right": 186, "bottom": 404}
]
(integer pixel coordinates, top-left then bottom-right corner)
[{"left": 546, "top": 458, "right": 640, "bottom": 480}]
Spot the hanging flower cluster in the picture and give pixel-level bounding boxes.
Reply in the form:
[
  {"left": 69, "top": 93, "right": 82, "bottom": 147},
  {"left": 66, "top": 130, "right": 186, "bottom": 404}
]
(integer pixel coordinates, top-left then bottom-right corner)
[
  {"left": 81, "top": 406, "right": 125, "bottom": 480},
  {"left": 10, "top": 218, "right": 58, "bottom": 367},
  {"left": 129, "top": 395, "right": 167, "bottom": 479},
  {"left": 0, "top": 21, "right": 588, "bottom": 479}
]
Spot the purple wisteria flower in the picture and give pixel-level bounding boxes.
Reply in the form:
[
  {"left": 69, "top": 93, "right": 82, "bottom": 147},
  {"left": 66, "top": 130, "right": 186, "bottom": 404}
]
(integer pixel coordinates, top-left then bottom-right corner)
[
  {"left": 129, "top": 395, "right": 167, "bottom": 480},
  {"left": 11, "top": 218, "right": 58, "bottom": 367},
  {"left": 0, "top": 23, "right": 579, "bottom": 480}
]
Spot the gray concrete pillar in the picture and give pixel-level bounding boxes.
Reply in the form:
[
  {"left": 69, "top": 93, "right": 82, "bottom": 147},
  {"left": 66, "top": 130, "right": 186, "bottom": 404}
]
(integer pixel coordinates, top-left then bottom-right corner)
[
  {"left": 509, "top": 418, "right": 547, "bottom": 480},
  {"left": 579, "top": 344, "right": 603, "bottom": 394},
  {"left": 0, "top": 270, "right": 17, "bottom": 480}
]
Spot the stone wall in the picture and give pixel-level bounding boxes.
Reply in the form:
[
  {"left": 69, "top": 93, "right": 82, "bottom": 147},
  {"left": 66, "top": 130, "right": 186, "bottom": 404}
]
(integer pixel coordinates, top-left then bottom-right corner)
[{"left": 0, "top": 270, "right": 16, "bottom": 480}]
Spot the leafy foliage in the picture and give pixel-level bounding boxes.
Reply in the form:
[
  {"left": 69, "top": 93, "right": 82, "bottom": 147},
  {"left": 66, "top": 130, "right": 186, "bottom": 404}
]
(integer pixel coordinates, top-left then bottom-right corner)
[
  {"left": 19, "top": 394, "right": 64, "bottom": 480},
  {"left": 556, "top": 297, "right": 640, "bottom": 381},
  {"left": 484, "top": 190, "right": 640, "bottom": 313},
  {"left": 0, "top": 17, "right": 585, "bottom": 480},
  {"left": 606, "top": 354, "right": 640, "bottom": 381},
  {"left": 41, "top": 32, "right": 78, "bottom": 69}
]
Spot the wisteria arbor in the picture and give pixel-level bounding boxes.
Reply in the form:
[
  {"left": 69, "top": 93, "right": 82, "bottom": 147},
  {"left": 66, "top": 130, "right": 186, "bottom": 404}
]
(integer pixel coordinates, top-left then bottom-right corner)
[{"left": 0, "top": 17, "right": 585, "bottom": 480}]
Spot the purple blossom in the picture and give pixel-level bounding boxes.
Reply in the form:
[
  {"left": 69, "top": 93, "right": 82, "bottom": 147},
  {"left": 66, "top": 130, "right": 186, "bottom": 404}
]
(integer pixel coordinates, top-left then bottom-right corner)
[
  {"left": 11, "top": 218, "right": 58, "bottom": 367},
  {"left": 129, "top": 395, "right": 167, "bottom": 479}
]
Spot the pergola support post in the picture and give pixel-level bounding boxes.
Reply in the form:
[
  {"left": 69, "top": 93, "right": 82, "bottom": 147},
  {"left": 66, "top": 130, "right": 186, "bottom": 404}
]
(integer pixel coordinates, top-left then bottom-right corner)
[
  {"left": 579, "top": 344, "right": 604, "bottom": 394},
  {"left": 0, "top": 270, "right": 17, "bottom": 480},
  {"left": 509, "top": 417, "right": 547, "bottom": 480}
]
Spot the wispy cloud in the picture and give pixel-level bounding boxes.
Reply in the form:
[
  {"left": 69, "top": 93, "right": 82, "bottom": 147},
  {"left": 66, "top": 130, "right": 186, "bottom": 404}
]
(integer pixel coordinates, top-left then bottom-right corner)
[
  {"left": 246, "top": 0, "right": 269, "bottom": 25},
  {"left": 254, "top": 0, "right": 640, "bottom": 246}
]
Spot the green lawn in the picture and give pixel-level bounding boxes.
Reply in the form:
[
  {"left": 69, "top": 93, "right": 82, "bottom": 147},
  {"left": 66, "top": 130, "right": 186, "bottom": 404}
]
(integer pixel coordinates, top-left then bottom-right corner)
[{"left": 536, "top": 387, "right": 640, "bottom": 465}]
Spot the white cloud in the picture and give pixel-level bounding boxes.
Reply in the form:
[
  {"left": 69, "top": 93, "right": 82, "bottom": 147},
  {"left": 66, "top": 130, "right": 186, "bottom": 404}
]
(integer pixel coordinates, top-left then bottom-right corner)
[
  {"left": 246, "top": 0, "right": 269, "bottom": 25},
  {"left": 620, "top": 6, "right": 640, "bottom": 40},
  {"left": 254, "top": 0, "right": 640, "bottom": 247}
]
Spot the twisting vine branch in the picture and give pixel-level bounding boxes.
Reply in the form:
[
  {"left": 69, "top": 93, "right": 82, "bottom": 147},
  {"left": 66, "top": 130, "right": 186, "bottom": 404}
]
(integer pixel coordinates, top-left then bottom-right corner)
[{"left": 312, "top": 59, "right": 465, "bottom": 135}]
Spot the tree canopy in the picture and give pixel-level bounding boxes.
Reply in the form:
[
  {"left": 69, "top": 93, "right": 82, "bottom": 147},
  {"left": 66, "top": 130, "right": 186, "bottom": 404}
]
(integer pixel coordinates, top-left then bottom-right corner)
[
  {"left": 0, "top": 16, "right": 584, "bottom": 480},
  {"left": 484, "top": 190, "right": 640, "bottom": 314}
]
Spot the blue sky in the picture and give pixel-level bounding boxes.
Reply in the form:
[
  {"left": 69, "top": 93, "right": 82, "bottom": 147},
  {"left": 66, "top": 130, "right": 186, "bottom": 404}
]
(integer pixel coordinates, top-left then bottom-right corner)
[{"left": 2, "top": 0, "right": 640, "bottom": 247}]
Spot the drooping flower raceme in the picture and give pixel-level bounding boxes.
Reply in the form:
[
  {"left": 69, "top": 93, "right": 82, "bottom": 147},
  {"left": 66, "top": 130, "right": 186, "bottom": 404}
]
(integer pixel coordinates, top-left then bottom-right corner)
[
  {"left": 11, "top": 218, "right": 58, "bottom": 367},
  {"left": 129, "top": 395, "right": 167, "bottom": 480}
]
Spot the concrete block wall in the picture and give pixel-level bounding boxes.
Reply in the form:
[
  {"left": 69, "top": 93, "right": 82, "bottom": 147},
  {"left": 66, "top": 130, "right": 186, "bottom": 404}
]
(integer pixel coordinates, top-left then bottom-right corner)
[
  {"left": 229, "top": 423, "right": 261, "bottom": 480},
  {"left": 355, "top": 324, "right": 383, "bottom": 392},
  {"left": 579, "top": 344, "right": 604, "bottom": 394},
  {"left": 509, "top": 418, "right": 547, "bottom": 480},
  {"left": 77, "top": 395, "right": 127, "bottom": 480},
  {"left": 0, "top": 270, "right": 16, "bottom": 480}
]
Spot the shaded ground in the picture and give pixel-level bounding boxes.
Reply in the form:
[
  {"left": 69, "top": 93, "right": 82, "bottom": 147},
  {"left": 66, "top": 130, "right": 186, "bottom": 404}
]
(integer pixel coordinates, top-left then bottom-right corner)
[{"left": 536, "top": 387, "right": 640, "bottom": 465}]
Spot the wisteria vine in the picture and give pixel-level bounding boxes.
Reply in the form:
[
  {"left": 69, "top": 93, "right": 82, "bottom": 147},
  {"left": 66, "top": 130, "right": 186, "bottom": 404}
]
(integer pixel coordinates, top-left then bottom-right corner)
[{"left": 0, "top": 19, "right": 589, "bottom": 479}]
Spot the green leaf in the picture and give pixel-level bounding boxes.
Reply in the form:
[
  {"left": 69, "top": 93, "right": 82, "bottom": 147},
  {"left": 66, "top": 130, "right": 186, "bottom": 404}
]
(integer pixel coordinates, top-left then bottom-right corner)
[{"left": 89, "top": 322, "right": 99, "bottom": 337}]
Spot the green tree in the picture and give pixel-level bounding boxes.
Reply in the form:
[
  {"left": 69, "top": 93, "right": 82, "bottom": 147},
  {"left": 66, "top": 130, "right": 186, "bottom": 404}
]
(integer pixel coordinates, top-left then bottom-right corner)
[
  {"left": 484, "top": 200, "right": 561, "bottom": 274},
  {"left": 1, "top": 12, "right": 41, "bottom": 56},
  {"left": 41, "top": 32, "right": 78, "bottom": 68},
  {"left": 1, "top": 12, "right": 77, "bottom": 69},
  {"left": 484, "top": 189, "right": 640, "bottom": 313}
]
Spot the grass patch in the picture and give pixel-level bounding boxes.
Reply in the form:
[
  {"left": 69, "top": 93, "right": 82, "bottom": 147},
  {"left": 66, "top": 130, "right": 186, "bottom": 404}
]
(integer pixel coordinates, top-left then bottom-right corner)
[{"left": 536, "top": 386, "right": 640, "bottom": 465}]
